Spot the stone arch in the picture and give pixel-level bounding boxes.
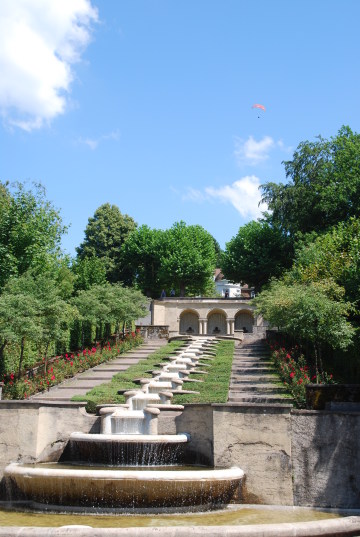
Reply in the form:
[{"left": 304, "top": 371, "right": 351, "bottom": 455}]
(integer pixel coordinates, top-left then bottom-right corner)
[
  {"left": 179, "top": 309, "right": 200, "bottom": 335},
  {"left": 235, "top": 309, "right": 254, "bottom": 333},
  {"left": 207, "top": 309, "right": 227, "bottom": 335}
]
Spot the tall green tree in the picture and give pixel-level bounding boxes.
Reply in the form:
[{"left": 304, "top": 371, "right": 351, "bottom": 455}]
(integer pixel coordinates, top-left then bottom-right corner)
[
  {"left": 221, "top": 220, "right": 293, "bottom": 292},
  {"left": 261, "top": 126, "right": 360, "bottom": 237},
  {"left": 0, "top": 272, "right": 76, "bottom": 376},
  {"left": 71, "top": 256, "right": 107, "bottom": 292},
  {"left": 76, "top": 203, "right": 137, "bottom": 283},
  {"left": 121, "top": 225, "right": 163, "bottom": 296},
  {"left": 0, "top": 276, "right": 41, "bottom": 377},
  {"left": 159, "top": 222, "right": 217, "bottom": 297},
  {"left": 256, "top": 278, "right": 355, "bottom": 372},
  {"left": 73, "top": 283, "right": 148, "bottom": 344},
  {"left": 0, "top": 182, "right": 66, "bottom": 289},
  {"left": 121, "top": 222, "right": 217, "bottom": 297},
  {"left": 290, "top": 217, "right": 360, "bottom": 310}
]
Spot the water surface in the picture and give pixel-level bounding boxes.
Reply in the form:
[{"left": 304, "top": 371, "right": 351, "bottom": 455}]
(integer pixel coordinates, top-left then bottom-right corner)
[{"left": 0, "top": 506, "right": 342, "bottom": 528}]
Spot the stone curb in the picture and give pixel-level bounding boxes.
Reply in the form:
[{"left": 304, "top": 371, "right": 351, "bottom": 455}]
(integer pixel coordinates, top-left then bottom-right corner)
[{"left": 1, "top": 516, "right": 360, "bottom": 536}]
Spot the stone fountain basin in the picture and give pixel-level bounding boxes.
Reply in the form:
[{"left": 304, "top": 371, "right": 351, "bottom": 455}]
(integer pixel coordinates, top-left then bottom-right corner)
[
  {"left": 70, "top": 432, "right": 189, "bottom": 443},
  {"left": 5, "top": 463, "right": 244, "bottom": 508},
  {"left": 65, "top": 432, "right": 190, "bottom": 465}
]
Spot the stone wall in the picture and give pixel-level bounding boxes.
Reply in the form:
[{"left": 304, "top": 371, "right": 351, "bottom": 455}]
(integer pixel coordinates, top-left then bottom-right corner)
[
  {"left": 291, "top": 409, "right": 360, "bottom": 508},
  {"left": 0, "top": 401, "right": 97, "bottom": 479},
  {"left": 0, "top": 401, "right": 359, "bottom": 508},
  {"left": 175, "top": 404, "right": 293, "bottom": 505},
  {"left": 135, "top": 325, "right": 169, "bottom": 339},
  {"left": 213, "top": 404, "right": 293, "bottom": 505}
]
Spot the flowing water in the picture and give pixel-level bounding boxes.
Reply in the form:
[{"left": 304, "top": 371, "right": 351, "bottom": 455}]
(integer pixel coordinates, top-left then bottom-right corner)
[{"left": 0, "top": 505, "right": 342, "bottom": 528}]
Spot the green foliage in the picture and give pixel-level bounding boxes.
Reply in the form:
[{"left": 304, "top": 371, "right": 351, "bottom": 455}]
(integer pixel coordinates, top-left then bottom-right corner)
[
  {"left": 261, "top": 126, "right": 360, "bottom": 237},
  {"left": 76, "top": 203, "right": 137, "bottom": 283},
  {"left": 268, "top": 342, "right": 335, "bottom": 408},
  {"left": 291, "top": 217, "right": 360, "bottom": 310},
  {"left": 255, "top": 279, "right": 355, "bottom": 352},
  {"left": 0, "top": 182, "right": 66, "bottom": 289},
  {"left": 72, "top": 283, "right": 149, "bottom": 335},
  {"left": 71, "top": 256, "right": 107, "bottom": 292},
  {"left": 222, "top": 220, "right": 293, "bottom": 291},
  {"left": 121, "top": 225, "right": 164, "bottom": 296},
  {"left": 159, "top": 221, "right": 217, "bottom": 297},
  {"left": 121, "top": 221, "right": 217, "bottom": 297},
  {"left": 0, "top": 272, "right": 75, "bottom": 375}
]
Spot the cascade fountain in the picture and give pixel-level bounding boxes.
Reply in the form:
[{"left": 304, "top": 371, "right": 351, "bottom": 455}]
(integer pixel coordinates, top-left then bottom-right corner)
[{"left": 4, "top": 337, "right": 244, "bottom": 510}]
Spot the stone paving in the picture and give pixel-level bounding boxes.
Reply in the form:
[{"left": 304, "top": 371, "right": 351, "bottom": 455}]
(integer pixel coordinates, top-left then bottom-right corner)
[
  {"left": 30, "top": 340, "right": 168, "bottom": 403},
  {"left": 228, "top": 338, "right": 294, "bottom": 405}
]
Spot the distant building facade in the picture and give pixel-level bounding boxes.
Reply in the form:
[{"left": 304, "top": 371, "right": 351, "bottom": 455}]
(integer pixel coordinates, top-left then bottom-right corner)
[
  {"left": 214, "top": 269, "right": 255, "bottom": 299},
  {"left": 151, "top": 297, "right": 266, "bottom": 338}
]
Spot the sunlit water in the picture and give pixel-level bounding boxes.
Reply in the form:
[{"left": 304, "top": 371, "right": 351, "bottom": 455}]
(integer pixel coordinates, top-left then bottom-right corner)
[{"left": 0, "top": 506, "right": 342, "bottom": 528}]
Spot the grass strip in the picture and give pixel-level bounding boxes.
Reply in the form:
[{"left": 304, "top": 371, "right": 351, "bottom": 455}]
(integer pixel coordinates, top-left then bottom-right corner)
[
  {"left": 72, "top": 340, "right": 186, "bottom": 413},
  {"left": 172, "top": 340, "right": 235, "bottom": 404}
]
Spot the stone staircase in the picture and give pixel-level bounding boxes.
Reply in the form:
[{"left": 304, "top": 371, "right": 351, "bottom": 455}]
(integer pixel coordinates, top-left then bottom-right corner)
[{"left": 228, "top": 339, "right": 293, "bottom": 405}]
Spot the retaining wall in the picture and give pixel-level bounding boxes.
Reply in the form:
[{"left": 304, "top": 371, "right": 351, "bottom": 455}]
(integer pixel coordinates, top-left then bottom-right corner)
[{"left": 0, "top": 401, "right": 359, "bottom": 508}]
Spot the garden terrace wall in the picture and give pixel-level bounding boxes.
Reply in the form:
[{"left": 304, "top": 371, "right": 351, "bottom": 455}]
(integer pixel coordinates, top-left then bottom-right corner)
[
  {"left": 135, "top": 325, "right": 169, "bottom": 339},
  {"left": 0, "top": 401, "right": 359, "bottom": 508}
]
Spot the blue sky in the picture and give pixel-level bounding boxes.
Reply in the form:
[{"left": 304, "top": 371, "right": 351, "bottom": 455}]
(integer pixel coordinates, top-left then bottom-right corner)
[{"left": 1, "top": 0, "right": 360, "bottom": 255}]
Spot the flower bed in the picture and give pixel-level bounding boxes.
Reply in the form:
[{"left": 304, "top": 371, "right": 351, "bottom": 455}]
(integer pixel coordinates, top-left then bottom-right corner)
[
  {"left": 2, "top": 332, "right": 143, "bottom": 400},
  {"left": 268, "top": 341, "right": 335, "bottom": 408}
]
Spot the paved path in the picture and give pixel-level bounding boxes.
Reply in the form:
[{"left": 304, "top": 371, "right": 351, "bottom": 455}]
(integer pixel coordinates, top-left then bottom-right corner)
[
  {"left": 228, "top": 338, "right": 294, "bottom": 405},
  {"left": 30, "top": 339, "right": 168, "bottom": 403}
]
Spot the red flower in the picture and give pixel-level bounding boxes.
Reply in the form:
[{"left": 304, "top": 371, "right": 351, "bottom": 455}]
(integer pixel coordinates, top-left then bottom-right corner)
[
  {"left": 70, "top": 362, "right": 73, "bottom": 366},
  {"left": 290, "top": 372, "right": 295, "bottom": 378},
  {"left": 51, "top": 375, "right": 55, "bottom": 381}
]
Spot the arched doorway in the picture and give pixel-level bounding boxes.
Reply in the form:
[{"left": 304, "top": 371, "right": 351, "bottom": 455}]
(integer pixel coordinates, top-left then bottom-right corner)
[
  {"left": 207, "top": 309, "right": 227, "bottom": 335},
  {"left": 179, "top": 310, "right": 199, "bottom": 335},
  {"left": 235, "top": 310, "right": 254, "bottom": 333}
]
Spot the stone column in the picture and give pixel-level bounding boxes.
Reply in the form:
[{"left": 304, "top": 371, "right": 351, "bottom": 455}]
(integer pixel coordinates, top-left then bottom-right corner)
[
  {"left": 226, "top": 320, "right": 231, "bottom": 335},
  {"left": 203, "top": 320, "right": 208, "bottom": 335},
  {"left": 199, "top": 320, "right": 203, "bottom": 335}
]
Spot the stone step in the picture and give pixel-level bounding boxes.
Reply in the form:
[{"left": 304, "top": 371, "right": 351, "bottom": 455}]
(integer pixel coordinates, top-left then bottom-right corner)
[
  {"left": 232, "top": 366, "right": 276, "bottom": 375},
  {"left": 230, "top": 375, "right": 278, "bottom": 383},
  {"left": 228, "top": 394, "right": 293, "bottom": 404},
  {"left": 232, "top": 359, "right": 272, "bottom": 365},
  {"left": 91, "top": 366, "right": 133, "bottom": 372},
  {"left": 229, "top": 384, "right": 288, "bottom": 394},
  {"left": 234, "top": 347, "right": 269, "bottom": 352}
]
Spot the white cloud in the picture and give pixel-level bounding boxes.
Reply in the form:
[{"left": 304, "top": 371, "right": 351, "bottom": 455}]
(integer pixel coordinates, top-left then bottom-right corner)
[
  {"left": 181, "top": 187, "right": 207, "bottom": 202},
  {"left": 76, "top": 130, "right": 120, "bottom": 150},
  {"left": 206, "top": 176, "right": 267, "bottom": 219},
  {"left": 0, "top": 0, "right": 98, "bottom": 131},
  {"left": 234, "top": 135, "right": 275, "bottom": 165}
]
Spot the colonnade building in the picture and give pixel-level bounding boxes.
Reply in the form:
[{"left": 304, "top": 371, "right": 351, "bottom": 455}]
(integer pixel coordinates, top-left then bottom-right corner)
[{"left": 150, "top": 297, "right": 266, "bottom": 339}]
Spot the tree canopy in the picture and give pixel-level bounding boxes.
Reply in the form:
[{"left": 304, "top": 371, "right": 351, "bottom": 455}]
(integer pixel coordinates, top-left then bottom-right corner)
[
  {"left": 73, "top": 283, "right": 149, "bottom": 333},
  {"left": 121, "top": 221, "right": 217, "bottom": 297},
  {"left": 159, "top": 222, "right": 217, "bottom": 297},
  {"left": 260, "top": 126, "right": 360, "bottom": 237},
  {"left": 221, "top": 220, "right": 293, "bottom": 292},
  {"left": 76, "top": 203, "right": 137, "bottom": 283},
  {"left": 0, "top": 182, "right": 66, "bottom": 289}
]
